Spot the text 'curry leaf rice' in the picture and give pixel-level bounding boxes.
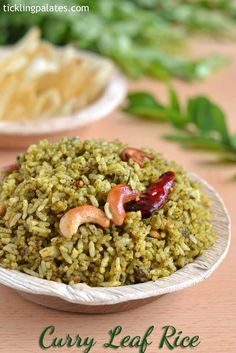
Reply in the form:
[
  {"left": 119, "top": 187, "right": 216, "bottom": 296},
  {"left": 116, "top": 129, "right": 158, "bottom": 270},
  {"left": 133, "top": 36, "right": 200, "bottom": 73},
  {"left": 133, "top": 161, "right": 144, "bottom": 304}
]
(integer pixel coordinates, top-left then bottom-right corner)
[{"left": 0, "top": 138, "right": 215, "bottom": 287}]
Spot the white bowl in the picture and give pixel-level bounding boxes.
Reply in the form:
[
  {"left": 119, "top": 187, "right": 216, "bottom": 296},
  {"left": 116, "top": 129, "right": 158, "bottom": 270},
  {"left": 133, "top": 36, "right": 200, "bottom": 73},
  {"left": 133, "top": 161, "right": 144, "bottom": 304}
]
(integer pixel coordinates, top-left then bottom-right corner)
[
  {"left": 0, "top": 172, "right": 230, "bottom": 313},
  {"left": 0, "top": 50, "right": 127, "bottom": 149}
]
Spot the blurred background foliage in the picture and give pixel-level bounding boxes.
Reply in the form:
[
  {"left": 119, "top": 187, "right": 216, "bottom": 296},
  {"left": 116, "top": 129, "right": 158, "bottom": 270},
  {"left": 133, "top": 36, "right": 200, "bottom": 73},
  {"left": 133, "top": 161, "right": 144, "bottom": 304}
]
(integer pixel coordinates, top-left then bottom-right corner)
[{"left": 1, "top": 0, "right": 236, "bottom": 80}]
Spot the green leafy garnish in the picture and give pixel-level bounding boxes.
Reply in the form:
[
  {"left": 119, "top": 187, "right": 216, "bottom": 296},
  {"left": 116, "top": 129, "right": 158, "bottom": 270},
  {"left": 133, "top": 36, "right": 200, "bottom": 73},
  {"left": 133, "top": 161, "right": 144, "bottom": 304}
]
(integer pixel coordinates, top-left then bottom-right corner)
[
  {"left": 0, "top": 0, "right": 235, "bottom": 80},
  {"left": 125, "top": 86, "right": 236, "bottom": 176}
]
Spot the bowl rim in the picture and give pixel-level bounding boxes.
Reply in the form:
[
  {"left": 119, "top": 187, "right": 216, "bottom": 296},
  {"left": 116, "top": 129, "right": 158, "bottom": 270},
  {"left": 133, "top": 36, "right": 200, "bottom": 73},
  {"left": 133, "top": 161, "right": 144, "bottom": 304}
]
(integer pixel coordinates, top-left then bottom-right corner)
[
  {"left": 0, "top": 49, "right": 127, "bottom": 136},
  {"left": 0, "top": 172, "right": 231, "bottom": 305}
]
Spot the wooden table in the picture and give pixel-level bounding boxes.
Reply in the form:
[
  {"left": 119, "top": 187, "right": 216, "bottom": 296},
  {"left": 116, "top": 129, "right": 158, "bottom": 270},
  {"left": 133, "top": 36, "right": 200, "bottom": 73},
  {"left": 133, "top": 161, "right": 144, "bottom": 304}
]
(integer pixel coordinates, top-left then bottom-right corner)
[{"left": 0, "top": 40, "right": 235, "bottom": 353}]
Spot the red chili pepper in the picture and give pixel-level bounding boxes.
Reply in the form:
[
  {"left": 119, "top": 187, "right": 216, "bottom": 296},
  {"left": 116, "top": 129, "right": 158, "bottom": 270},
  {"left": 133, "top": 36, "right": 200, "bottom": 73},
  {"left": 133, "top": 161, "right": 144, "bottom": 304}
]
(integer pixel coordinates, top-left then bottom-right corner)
[{"left": 125, "top": 171, "right": 176, "bottom": 218}]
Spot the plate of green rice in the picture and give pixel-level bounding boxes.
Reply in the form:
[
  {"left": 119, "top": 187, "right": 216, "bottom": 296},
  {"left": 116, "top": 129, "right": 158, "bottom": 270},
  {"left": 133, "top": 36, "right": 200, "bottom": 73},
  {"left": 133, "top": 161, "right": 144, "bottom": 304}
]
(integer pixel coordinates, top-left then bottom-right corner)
[{"left": 0, "top": 138, "right": 230, "bottom": 313}]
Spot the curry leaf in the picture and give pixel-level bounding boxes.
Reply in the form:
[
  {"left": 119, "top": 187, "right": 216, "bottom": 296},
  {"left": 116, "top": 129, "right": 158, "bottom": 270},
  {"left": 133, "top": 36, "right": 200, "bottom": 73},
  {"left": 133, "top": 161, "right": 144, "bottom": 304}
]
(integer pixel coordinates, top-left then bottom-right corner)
[
  {"left": 187, "top": 96, "right": 231, "bottom": 144},
  {"left": 124, "top": 85, "right": 236, "bottom": 177},
  {"left": 165, "top": 134, "right": 229, "bottom": 151},
  {"left": 168, "top": 85, "right": 181, "bottom": 113},
  {"left": 124, "top": 92, "right": 168, "bottom": 121}
]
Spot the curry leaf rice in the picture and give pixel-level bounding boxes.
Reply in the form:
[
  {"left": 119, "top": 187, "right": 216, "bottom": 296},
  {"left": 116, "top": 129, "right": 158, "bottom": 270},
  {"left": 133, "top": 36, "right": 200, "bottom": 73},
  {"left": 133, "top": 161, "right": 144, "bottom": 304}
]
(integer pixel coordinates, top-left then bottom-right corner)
[{"left": 0, "top": 138, "right": 215, "bottom": 286}]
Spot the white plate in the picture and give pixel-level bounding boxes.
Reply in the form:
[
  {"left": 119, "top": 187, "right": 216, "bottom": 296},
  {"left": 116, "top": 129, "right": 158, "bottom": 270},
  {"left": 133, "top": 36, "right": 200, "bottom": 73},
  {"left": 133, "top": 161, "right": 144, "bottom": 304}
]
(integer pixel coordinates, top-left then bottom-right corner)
[
  {"left": 0, "top": 50, "right": 127, "bottom": 136},
  {"left": 0, "top": 172, "right": 231, "bottom": 313}
]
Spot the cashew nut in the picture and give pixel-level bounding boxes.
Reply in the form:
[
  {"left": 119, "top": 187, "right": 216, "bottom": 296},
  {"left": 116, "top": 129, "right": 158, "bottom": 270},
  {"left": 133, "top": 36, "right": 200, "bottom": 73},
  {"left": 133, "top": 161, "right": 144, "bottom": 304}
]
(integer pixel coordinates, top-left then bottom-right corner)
[
  {"left": 105, "top": 184, "right": 140, "bottom": 226},
  {"left": 1, "top": 163, "right": 19, "bottom": 173},
  {"left": 0, "top": 203, "right": 6, "bottom": 217},
  {"left": 121, "top": 147, "right": 154, "bottom": 167},
  {"left": 0, "top": 163, "right": 19, "bottom": 182},
  {"left": 59, "top": 205, "right": 110, "bottom": 239}
]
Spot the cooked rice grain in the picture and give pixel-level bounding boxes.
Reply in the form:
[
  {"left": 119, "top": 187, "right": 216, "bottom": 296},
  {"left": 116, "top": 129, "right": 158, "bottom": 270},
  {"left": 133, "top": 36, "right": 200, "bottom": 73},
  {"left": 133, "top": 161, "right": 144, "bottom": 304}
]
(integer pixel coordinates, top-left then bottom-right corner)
[{"left": 0, "top": 138, "right": 215, "bottom": 286}]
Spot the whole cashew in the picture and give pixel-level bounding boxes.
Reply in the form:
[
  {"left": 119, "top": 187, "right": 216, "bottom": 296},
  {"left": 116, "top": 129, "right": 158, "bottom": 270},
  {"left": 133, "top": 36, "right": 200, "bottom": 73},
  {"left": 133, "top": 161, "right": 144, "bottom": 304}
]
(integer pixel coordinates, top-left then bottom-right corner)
[
  {"left": 105, "top": 184, "right": 140, "bottom": 226},
  {"left": 59, "top": 205, "right": 110, "bottom": 239},
  {"left": 121, "top": 147, "right": 154, "bottom": 167}
]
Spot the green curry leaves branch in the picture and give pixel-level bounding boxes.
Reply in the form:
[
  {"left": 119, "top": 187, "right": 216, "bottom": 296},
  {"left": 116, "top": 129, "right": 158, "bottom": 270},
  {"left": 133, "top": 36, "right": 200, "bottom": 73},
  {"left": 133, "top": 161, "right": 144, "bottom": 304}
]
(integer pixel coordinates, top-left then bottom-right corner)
[
  {"left": 124, "top": 87, "right": 236, "bottom": 175},
  {"left": 0, "top": 0, "right": 235, "bottom": 80}
]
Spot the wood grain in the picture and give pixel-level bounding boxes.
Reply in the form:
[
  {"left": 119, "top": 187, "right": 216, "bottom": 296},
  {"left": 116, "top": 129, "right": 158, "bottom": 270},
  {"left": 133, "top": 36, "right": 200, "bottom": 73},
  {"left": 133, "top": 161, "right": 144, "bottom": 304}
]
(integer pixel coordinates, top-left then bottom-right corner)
[{"left": 0, "top": 39, "right": 235, "bottom": 353}]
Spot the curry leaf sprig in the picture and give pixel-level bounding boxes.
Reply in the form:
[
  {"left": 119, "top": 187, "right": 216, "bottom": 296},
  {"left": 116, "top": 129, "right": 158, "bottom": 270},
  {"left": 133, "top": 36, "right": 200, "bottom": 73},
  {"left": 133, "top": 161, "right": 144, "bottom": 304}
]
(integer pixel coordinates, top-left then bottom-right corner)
[
  {"left": 124, "top": 87, "right": 236, "bottom": 171},
  {"left": 0, "top": 0, "right": 235, "bottom": 80}
]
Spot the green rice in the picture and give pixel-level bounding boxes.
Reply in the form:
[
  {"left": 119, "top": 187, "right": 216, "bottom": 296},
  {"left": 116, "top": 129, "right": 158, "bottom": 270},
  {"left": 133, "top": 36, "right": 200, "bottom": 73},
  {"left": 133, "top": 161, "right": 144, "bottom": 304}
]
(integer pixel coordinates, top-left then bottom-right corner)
[{"left": 0, "top": 138, "right": 215, "bottom": 286}]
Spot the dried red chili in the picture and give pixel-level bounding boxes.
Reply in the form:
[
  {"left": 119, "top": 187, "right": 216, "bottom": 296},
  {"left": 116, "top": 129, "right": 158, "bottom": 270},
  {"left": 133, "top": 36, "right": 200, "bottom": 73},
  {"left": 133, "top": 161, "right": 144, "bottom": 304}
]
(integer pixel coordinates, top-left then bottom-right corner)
[{"left": 125, "top": 171, "right": 176, "bottom": 218}]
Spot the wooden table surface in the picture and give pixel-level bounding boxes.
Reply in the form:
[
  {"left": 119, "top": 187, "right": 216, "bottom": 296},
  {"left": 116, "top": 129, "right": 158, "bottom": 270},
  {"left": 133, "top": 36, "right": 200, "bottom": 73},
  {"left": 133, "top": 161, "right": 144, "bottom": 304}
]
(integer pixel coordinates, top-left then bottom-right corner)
[{"left": 0, "top": 40, "right": 235, "bottom": 353}]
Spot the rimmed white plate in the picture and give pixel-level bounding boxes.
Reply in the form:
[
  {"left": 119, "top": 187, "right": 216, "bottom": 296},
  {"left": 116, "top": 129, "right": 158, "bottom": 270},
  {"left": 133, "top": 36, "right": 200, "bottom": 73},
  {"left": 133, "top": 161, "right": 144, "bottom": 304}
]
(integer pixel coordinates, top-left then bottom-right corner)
[
  {"left": 0, "top": 172, "right": 231, "bottom": 313},
  {"left": 0, "top": 49, "right": 127, "bottom": 136}
]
